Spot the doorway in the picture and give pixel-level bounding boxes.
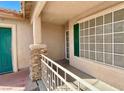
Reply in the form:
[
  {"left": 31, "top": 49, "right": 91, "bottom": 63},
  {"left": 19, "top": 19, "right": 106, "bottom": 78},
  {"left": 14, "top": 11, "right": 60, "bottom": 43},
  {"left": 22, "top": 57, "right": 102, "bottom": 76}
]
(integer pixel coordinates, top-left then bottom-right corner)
[{"left": 0, "top": 27, "right": 13, "bottom": 74}]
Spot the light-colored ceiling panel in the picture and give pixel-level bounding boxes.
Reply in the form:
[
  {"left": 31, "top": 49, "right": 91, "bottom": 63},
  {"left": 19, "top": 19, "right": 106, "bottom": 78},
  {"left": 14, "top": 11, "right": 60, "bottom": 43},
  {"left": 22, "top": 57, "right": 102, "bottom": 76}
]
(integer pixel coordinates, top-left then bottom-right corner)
[{"left": 41, "top": 1, "right": 121, "bottom": 25}]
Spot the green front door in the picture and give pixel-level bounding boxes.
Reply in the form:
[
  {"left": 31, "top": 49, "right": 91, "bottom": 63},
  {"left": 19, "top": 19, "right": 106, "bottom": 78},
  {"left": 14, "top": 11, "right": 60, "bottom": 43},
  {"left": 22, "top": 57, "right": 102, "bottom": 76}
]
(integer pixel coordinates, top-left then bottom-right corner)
[{"left": 0, "top": 27, "right": 13, "bottom": 74}]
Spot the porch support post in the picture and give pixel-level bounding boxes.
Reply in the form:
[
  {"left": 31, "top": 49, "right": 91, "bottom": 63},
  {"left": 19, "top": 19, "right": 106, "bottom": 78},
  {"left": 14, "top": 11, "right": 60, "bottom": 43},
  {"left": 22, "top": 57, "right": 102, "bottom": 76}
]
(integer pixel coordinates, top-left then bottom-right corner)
[
  {"left": 29, "top": 44, "right": 47, "bottom": 81},
  {"left": 29, "top": 4, "right": 47, "bottom": 80},
  {"left": 33, "top": 16, "right": 42, "bottom": 44}
]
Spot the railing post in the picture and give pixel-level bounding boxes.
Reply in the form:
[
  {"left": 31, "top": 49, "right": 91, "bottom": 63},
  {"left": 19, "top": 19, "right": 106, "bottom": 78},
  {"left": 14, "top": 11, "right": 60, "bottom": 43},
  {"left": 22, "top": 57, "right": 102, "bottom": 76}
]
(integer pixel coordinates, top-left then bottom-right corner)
[
  {"left": 29, "top": 44, "right": 47, "bottom": 81},
  {"left": 78, "top": 82, "right": 80, "bottom": 91},
  {"left": 57, "top": 67, "right": 59, "bottom": 88}
]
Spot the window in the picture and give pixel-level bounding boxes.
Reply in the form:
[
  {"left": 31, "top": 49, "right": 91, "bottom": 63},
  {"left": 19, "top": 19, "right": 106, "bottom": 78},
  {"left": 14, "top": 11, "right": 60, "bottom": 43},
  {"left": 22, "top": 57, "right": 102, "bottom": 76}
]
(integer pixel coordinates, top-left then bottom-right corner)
[
  {"left": 65, "top": 31, "right": 69, "bottom": 59},
  {"left": 79, "top": 8, "right": 124, "bottom": 69}
]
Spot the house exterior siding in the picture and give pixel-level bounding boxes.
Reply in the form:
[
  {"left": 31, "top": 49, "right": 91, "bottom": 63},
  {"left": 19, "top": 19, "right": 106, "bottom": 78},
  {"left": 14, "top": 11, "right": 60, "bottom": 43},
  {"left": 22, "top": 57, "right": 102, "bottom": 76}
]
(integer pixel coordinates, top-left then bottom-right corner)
[
  {"left": 42, "top": 22, "right": 65, "bottom": 61},
  {"left": 0, "top": 18, "right": 33, "bottom": 69},
  {"left": 69, "top": 2, "right": 124, "bottom": 90}
]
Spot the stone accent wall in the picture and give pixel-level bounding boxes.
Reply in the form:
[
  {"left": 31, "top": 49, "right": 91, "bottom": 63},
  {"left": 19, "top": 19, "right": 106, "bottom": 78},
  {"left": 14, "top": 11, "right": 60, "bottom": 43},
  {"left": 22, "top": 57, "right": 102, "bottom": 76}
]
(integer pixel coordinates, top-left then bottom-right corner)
[{"left": 29, "top": 44, "right": 47, "bottom": 81}]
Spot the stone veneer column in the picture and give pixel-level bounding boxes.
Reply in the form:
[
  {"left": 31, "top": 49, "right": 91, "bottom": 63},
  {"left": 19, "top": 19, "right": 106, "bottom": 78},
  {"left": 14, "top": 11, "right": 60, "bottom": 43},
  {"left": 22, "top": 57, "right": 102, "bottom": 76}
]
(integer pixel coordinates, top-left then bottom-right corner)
[{"left": 29, "top": 44, "right": 47, "bottom": 81}]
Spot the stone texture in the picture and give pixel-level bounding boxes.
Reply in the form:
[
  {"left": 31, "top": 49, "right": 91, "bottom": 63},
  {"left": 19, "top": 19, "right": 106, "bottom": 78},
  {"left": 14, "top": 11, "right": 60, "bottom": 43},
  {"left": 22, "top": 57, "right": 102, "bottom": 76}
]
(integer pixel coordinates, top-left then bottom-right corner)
[{"left": 29, "top": 44, "right": 47, "bottom": 81}]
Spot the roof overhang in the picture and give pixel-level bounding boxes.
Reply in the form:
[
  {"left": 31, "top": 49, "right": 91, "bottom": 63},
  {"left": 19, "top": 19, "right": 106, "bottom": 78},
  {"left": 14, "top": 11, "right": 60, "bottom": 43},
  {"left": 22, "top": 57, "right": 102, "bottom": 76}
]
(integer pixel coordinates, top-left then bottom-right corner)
[
  {"left": 0, "top": 1, "right": 34, "bottom": 21},
  {"left": 30, "top": 1, "right": 47, "bottom": 23},
  {"left": 21, "top": 1, "right": 35, "bottom": 20},
  {"left": 0, "top": 8, "right": 23, "bottom": 20}
]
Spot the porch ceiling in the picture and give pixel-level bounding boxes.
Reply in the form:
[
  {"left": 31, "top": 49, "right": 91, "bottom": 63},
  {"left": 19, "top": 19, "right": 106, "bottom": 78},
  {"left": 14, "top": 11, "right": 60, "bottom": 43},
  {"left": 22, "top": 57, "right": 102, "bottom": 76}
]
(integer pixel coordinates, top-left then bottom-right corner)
[{"left": 41, "top": 1, "right": 121, "bottom": 25}]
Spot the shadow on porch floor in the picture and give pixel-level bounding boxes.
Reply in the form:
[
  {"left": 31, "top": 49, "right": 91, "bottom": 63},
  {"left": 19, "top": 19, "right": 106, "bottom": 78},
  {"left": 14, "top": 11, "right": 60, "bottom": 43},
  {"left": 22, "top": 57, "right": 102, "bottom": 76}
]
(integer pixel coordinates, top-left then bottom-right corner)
[{"left": 56, "top": 59, "right": 94, "bottom": 79}]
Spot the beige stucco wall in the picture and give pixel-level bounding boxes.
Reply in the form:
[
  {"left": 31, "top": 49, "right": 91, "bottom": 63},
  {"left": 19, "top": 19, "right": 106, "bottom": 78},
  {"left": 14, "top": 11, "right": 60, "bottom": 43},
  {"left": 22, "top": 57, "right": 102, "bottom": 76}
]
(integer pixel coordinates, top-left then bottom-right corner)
[
  {"left": 69, "top": 3, "right": 124, "bottom": 90},
  {"left": 0, "top": 18, "right": 33, "bottom": 69},
  {"left": 42, "top": 22, "right": 65, "bottom": 60}
]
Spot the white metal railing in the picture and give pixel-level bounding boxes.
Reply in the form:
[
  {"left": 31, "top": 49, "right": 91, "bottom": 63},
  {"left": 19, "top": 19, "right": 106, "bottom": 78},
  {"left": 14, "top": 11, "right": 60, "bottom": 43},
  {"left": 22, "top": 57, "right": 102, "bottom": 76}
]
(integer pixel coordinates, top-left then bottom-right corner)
[{"left": 41, "top": 54, "right": 99, "bottom": 91}]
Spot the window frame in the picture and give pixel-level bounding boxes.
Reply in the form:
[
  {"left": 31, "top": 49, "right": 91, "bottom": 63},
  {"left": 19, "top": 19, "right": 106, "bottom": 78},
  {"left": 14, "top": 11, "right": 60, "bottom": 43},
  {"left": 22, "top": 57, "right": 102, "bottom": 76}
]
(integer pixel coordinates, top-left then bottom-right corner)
[{"left": 79, "top": 7, "right": 124, "bottom": 70}]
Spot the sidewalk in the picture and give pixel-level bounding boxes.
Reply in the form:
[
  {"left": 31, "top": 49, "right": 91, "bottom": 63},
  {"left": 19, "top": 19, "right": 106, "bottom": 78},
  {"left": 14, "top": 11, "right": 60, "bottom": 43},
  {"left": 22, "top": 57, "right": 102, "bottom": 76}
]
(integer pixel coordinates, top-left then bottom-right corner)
[{"left": 0, "top": 68, "right": 29, "bottom": 91}]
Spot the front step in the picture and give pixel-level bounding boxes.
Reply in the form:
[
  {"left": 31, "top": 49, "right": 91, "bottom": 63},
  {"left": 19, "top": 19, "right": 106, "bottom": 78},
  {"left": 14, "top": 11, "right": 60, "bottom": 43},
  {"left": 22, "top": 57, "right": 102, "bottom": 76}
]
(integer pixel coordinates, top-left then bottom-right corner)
[
  {"left": 37, "top": 80, "right": 47, "bottom": 91},
  {"left": 72, "top": 79, "right": 119, "bottom": 91},
  {"left": 53, "top": 79, "right": 119, "bottom": 91},
  {"left": 24, "top": 77, "right": 40, "bottom": 91},
  {"left": 25, "top": 77, "right": 119, "bottom": 91}
]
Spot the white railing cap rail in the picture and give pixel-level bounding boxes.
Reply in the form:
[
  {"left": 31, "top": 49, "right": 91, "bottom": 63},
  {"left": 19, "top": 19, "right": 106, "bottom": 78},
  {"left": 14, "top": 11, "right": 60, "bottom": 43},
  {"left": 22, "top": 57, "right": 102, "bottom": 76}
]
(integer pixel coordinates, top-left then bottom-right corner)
[{"left": 41, "top": 54, "right": 99, "bottom": 91}]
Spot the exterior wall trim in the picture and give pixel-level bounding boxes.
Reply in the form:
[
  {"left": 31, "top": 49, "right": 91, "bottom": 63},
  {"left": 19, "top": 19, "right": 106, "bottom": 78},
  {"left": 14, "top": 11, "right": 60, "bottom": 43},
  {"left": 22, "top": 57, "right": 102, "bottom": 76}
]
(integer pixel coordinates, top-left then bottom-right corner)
[
  {"left": 77, "top": 2, "right": 124, "bottom": 23},
  {"left": 0, "top": 23, "right": 18, "bottom": 72},
  {"left": 65, "top": 30, "right": 69, "bottom": 60}
]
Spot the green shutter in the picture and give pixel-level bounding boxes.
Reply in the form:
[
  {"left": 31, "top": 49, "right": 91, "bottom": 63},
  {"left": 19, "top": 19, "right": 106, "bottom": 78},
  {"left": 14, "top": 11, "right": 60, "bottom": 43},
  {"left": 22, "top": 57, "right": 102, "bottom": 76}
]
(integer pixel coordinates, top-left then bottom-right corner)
[{"left": 74, "top": 23, "right": 79, "bottom": 56}]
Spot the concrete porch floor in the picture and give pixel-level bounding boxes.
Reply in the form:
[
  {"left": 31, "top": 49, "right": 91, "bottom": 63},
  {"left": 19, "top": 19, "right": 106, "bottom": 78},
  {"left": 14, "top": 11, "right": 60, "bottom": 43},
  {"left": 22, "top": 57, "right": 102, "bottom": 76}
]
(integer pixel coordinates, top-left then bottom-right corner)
[
  {"left": 0, "top": 68, "right": 29, "bottom": 91},
  {"left": 56, "top": 59, "right": 94, "bottom": 79}
]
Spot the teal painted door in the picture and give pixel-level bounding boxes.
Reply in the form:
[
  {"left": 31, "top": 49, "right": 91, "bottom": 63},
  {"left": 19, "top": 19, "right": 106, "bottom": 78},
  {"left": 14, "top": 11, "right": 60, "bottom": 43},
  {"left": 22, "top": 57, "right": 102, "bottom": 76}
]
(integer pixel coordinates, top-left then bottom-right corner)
[{"left": 0, "top": 27, "right": 13, "bottom": 74}]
